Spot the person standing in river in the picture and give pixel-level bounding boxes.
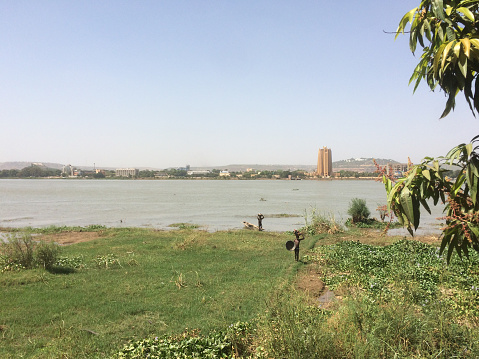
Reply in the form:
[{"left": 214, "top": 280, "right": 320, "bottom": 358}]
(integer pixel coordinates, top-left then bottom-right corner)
[
  {"left": 293, "top": 229, "right": 305, "bottom": 261},
  {"left": 257, "top": 213, "right": 264, "bottom": 231}
]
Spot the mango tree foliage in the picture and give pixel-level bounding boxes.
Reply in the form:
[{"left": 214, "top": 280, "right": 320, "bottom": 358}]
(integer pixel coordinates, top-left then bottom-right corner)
[
  {"left": 383, "top": 136, "right": 479, "bottom": 261},
  {"left": 387, "top": 1, "right": 479, "bottom": 261},
  {"left": 396, "top": 0, "right": 479, "bottom": 118}
]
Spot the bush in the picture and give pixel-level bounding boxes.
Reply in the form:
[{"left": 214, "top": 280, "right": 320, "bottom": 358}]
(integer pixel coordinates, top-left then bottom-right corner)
[
  {"left": 347, "top": 198, "right": 370, "bottom": 223},
  {"left": 35, "top": 241, "right": 61, "bottom": 269},
  {"left": 0, "top": 234, "right": 35, "bottom": 270},
  {"left": 301, "top": 209, "right": 343, "bottom": 235}
]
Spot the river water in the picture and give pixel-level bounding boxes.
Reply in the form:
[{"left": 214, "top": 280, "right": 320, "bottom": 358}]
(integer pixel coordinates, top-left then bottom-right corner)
[{"left": 0, "top": 179, "right": 444, "bottom": 234}]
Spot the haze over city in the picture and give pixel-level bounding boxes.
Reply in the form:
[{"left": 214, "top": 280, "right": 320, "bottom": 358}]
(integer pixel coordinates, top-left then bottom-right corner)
[{"left": 2, "top": 1, "right": 478, "bottom": 169}]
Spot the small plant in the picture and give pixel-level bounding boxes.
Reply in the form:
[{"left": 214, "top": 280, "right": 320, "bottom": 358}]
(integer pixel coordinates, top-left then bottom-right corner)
[
  {"left": 55, "top": 255, "right": 86, "bottom": 269},
  {"left": 376, "top": 204, "right": 389, "bottom": 222},
  {"left": 117, "top": 329, "right": 233, "bottom": 358},
  {"left": 301, "top": 209, "right": 343, "bottom": 235},
  {"left": 94, "top": 254, "right": 121, "bottom": 269},
  {"left": 174, "top": 272, "right": 187, "bottom": 289},
  {"left": 347, "top": 198, "right": 370, "bottom": 223}
]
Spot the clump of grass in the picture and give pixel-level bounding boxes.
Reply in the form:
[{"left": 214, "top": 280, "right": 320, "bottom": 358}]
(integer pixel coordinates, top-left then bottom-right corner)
[
  {"left": 301, "top": 209, "right": 343, "bottom": 235},
  {"left": 168, "top": 223, "right": 200, "bottom": 230},
  {"left": 347, "top": 198, "right": 370, "bottom": 223},
  {"left": 0, "top": 234, "right": 35, "bottom": 270}
]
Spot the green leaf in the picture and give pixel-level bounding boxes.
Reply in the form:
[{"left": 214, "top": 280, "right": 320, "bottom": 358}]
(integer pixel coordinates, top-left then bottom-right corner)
[
  {"left": 469, "top": 223, "right": 479, "bottom": 238},
  {"left": 447, "top": 233, "right": 458, "bottom": 263},
  {"left": 466, "top": 143, "right": 473, "bottom": 157},
  {"left": 457, "top": 7, "right": 475, "bottom": 22},
  {"left": 422, "top": 169, "right": 431, "bottom": 181},
  {"left": 400, "top": 188, "right": 416, "bottom": 228},
  {"left": 447, "top": 26, "right": 456, "bottom": 42},
  {"left": 460, "top": 38, "right": 471, "bottom": 58},
  {"left": 437, "top": 25, "right": 445, "bottom": 41},
  {"left": 458, "top": 51, "right": 468, "bottom": 78},
  {"left": 466, "top": 164, "right": 478, "bottom": 204},
  {"left": 420, "top": 198, "right": 432, "bottom": 214},
  {"left": 432, "top": 0, "right": 445, "bottom": 21},
  {"left": 396, "top": 8, "right": 418, "bottom": 39}
]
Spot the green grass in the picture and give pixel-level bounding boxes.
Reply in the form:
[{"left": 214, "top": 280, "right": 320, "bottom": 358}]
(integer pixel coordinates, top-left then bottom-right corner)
[
  {"left": 0, "top": 228, "right": 296, "bottom": 358},
  {"left": 4, "top": 226, "right": 479, "bottom": 358},
  {"left": 254, "top": 232, "right": 479, "bottom": 358}
]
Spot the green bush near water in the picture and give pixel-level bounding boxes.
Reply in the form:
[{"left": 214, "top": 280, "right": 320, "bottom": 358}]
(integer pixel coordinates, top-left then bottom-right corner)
[
  {"left": 347, "top": 198, "right": 371, "bottom": 223},
  {"left": 0, "top": 234, "right": 61, "bottom": 271}
]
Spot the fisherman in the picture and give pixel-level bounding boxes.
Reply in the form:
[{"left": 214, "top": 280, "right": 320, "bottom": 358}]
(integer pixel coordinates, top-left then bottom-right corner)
[
  {"left": 293, "top": 229, "right": 305, "bottom": 261},
  {"left": 257, "top": 213, "right": 264, "bottom": 231}
]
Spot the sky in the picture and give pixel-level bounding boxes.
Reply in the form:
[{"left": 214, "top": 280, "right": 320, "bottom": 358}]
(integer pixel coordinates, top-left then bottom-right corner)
[{"left": 1, "top": 0, "right": 478, "bottom": 169}]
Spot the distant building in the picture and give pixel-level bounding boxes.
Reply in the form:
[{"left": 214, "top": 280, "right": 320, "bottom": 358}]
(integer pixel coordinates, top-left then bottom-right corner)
[
  {"left": 219, "top": 170, "right": 230, "bottom": 177},
  {"left": 187, "top": 170, "right": 210, "bottom": 176},
  {"left": 115, "top": 168, "right": 139, "bottom": 177},
  {"left": 317, "top": 147, "right": 332, "bottom": 177},
  {"left": 386, "top": 163, "right": 410, "bottom": 177}
]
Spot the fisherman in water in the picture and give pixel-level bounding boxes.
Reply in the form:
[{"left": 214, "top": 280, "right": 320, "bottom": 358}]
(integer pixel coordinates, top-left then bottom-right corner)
[{"left": 293, "top": 229, "right": 305, "bottom": 261}]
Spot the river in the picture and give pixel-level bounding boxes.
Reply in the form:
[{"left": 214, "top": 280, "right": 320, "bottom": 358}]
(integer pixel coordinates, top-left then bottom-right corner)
[{"left": 0, "top": 179, "right": 444, "bottom": 234}]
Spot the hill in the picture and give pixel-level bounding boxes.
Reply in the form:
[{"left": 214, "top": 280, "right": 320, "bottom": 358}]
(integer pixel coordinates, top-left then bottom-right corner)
[{"left": 332, "top": 158, "right": 400, "bottom": 173}]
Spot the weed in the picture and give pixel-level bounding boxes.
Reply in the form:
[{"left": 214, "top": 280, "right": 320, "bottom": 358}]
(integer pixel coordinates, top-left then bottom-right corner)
[
  {"left": 94, "top": 254, "right": 122, "bottom": 269},
  {"left": 35, "top": 241, "right": 60, "bottom": 269},
  {"left": 0, "top": 234, "right": 35, "bottom": 270},
  {"left": 301, "top": 208, "right": 343, "bottom": 235}
]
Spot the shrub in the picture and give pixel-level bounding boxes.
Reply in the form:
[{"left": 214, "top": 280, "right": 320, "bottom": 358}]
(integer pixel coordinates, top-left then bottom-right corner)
[
  {"left": 347, "top": 198, "right": 370, "bottom": 223},
  {"left": 0, "top": 234, "right": 35, "bottom": 270},
  {"left": 35, "top": 241, "right": 61, "bottom": 269},
  {"left": 301, "top": 209, "right": 344, "bottom": 235}
]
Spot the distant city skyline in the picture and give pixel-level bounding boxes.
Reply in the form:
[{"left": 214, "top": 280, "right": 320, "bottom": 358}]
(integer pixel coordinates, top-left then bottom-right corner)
[{"left": 2, "top": 1, "right": 476, "bottom": 168}]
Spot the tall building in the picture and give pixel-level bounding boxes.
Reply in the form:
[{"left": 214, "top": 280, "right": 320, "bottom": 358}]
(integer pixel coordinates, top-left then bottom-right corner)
[{"left": 317, "top": 147, "right": 332, "bottom": 177}]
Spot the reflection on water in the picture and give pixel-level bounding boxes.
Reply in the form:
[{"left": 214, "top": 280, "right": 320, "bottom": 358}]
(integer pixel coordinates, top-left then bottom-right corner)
[{"left": 0, "top": 179, "right": 444, "bottom": 233}]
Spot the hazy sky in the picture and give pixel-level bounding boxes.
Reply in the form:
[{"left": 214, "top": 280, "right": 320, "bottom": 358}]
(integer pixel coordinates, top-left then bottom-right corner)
[{"left": 1, "top": 1, "right": 478, "bottom": 169}]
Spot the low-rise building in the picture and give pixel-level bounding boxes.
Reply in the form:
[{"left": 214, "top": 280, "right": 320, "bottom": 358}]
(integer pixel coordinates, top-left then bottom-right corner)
[{"left": 116, "top": 168, "right": 139, "bottom": 177}]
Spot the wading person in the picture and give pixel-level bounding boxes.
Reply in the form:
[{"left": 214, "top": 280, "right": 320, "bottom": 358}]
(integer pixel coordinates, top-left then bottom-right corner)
[
  {"left": 293, "top": 229, "right": 305, "bottom": 261},
  {"left": 257, "top": 213, "right": 264, "bottom": 231}
]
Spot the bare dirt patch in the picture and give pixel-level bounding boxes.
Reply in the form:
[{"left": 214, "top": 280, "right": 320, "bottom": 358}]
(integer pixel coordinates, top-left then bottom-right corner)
[
  {"left": 296, "top": 266, "right": 327, "bottom": 304},
  {"left": 39, "top": 232, "right": 102, "bottom": 245}
]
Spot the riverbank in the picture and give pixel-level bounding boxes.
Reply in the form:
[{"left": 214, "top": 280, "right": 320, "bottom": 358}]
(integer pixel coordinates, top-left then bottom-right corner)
[{"left": 2, "top": 227, "right": 478, "bottom": 358}]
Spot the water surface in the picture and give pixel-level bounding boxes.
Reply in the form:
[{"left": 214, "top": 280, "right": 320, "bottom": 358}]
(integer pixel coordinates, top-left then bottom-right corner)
[{"left": 0, "top": 179, "right": 444, "bottom": 233}]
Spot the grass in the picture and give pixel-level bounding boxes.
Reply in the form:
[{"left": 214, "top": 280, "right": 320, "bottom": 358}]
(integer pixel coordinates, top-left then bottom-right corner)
[
  {"left": 253, "top": 228, "right": 479, "bottom": 358},
  {"left": 167, "top": 223, "right": 200, "bottom": 229},
  {"left": 2, "top": 225, "right": 479, "bottom": 358},
  {"left": 0, "top": 228, "right": 296, "bottom": 358}
]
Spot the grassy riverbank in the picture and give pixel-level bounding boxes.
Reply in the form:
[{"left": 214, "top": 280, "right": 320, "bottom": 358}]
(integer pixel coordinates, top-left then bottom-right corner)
[
  {"left": 1, "top": 226, "right": 479, "bottom": 358},
  {"left": 0, "top": 228, "right": 307, "bottom": 358}
]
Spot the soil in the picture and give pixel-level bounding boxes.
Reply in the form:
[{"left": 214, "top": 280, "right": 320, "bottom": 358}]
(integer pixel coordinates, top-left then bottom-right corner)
[{"left": 39, "top": 231, "right": 102, "bottom": 245}]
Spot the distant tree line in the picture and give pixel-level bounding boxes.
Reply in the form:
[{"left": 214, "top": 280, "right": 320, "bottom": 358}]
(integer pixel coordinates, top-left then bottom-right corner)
[
  {"left": 0, "top": 166, "right": 61, "bottom": 178},
  {"left": 338, "top": 170, "right": 377, "bottom": 178}
]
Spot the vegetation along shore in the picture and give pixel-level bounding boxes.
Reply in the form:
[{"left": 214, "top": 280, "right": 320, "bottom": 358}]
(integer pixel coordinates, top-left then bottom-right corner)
[{"left": 1, "top": 207, "right": 478, "bottom": 358}]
